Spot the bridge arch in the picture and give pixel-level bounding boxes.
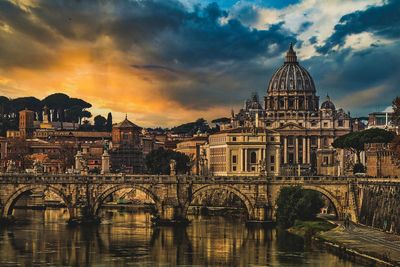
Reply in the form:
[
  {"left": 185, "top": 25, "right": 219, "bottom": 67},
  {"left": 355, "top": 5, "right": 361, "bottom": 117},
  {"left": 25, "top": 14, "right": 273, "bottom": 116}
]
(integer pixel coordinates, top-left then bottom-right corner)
[
  {"left": 273, "top": 184, "right": 343, "bottom": 219},
  {"left": 300, "top": 185, "right": 343, "bottom": 219},
  {"left": 183, "top": 184, "right": 254, "bottom": 219},
  {"left": 93, "top": 184, "right": 161, "bottom": 216},
  {"left": 2, "top": 184, "right": 73, "bottom": 219}
]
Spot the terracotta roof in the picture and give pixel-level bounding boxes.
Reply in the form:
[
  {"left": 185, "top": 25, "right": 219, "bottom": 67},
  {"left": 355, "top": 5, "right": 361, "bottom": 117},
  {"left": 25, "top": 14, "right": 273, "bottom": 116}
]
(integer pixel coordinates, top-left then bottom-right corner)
[{"left": 113, "top": 118, "right": 141, "bottom": 129}]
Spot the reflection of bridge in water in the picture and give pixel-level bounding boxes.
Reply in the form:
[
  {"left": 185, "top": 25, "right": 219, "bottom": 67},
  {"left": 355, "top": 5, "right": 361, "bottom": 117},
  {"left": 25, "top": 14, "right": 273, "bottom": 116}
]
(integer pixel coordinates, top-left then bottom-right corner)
[
  {"left": 1, "top": 174, "right": 399, "bottom": 224},
  {"left": 0, "top": 210, "right": 296, "bottom": 266}
]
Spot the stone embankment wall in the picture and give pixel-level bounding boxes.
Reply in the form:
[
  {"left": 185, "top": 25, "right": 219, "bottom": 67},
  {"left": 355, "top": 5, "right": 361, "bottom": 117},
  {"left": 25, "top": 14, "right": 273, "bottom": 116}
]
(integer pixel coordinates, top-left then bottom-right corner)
[
  {"left": 359, "top": 184, "right": 400, "bottom": 234},
  {"left": 365, "top": 143, "right": 400, "bottom": 178}
]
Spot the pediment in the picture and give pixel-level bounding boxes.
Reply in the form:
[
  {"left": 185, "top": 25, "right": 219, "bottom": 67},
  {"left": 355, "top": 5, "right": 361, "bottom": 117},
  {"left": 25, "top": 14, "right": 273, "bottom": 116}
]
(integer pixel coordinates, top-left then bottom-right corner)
[{"left": 275, "top": 122, "right": 306, "bottom": 131}]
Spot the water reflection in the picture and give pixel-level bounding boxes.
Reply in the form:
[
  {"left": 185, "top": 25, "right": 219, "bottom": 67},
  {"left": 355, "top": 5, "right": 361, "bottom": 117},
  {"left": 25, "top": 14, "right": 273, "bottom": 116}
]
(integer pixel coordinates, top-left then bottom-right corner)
[{"left": 0, "top": 209, "right": 362, "bottom": 266}]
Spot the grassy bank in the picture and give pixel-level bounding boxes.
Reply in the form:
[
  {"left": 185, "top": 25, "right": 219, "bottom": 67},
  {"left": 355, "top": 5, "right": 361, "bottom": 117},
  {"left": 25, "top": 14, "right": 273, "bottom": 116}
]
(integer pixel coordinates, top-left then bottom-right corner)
[{"left": 287, "top": 219, "right": 336, "bottom": 238}]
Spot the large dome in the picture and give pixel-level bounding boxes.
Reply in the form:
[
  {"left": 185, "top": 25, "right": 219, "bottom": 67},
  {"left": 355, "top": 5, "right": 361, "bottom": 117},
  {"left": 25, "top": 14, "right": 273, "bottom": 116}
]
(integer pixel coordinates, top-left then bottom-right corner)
[{"left": 267, "top": 44, "right": 316, "bottom": 94}]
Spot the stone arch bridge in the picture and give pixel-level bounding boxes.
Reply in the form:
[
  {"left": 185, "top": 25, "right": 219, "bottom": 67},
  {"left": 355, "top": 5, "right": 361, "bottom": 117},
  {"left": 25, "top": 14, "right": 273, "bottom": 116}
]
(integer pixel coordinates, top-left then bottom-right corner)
[{"left": 0, "top": 174, "right": 396, "bottom": 224}]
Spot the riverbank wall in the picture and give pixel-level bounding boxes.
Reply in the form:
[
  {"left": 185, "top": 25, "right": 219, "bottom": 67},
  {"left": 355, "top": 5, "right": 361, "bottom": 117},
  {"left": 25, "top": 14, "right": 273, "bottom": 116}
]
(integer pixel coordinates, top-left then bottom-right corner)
[{"left": 359, "top": 184, "right": 400, "bottom": 234}]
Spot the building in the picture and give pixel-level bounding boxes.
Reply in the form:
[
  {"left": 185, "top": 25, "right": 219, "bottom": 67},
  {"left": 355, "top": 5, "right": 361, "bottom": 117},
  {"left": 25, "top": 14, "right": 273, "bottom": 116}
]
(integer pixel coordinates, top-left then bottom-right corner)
[
  {"left": 175, "top": 133, "right": 208, "bottom": 175},
  {"left": 19, "top": 109, "right": 35, "bottom": 139},
  {"left": 228, "top": 93, "right": 264, "bottom": 129},
  {"left": 7, "top": 108, "right": 110, "bottom": 141},
  {"left": 368, "top": 111, "right": 397, "bottom": 133},
  {"left": 225, "top": 44, "right": 352, "bottom": 176},
  {"left": 204, "top": 127, "right": 281, "bottom": 176},
  {"left": 365, "top": 142, "right": 400, "bottom": 177},
  {"left": 109, "top": 116, "right": 144, "bottom": 173}
]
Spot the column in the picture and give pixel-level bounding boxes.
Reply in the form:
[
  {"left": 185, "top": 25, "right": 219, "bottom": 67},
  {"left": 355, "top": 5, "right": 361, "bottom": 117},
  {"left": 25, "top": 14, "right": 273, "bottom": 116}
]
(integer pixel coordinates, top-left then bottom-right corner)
[
  {"left": 307, "top": 137, "right": 311, "bottom": 164},
  {"left": 302, "top": 137, "right": 306, "bottom": 164},
  {"left": 239, "top": 148, "right": 243, "bottom": 172},
  {"left": 227, "top": 148, "right": 231, "bottom": 173},
  {"left": 101, "top": 150, "right": 110, "bottom": 174},
  {"left": 295, "top": 137, "right": 299, "bottom": 164},
  {"left": 244, "top": 149, "right": 247, "bottom": 172},
  {"left": 275, "top": 147, "right": 280, "bottom": 175},
  {"left": 317, "top": 137, "right": 321, "bottom": 149},
  {"left": 283, "top": 137, "right": 288, "bottom": 164}
]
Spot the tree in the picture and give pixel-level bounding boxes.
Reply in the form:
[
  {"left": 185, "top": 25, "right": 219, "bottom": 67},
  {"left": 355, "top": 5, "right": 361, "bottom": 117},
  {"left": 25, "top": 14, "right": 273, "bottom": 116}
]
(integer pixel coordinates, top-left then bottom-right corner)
[
  {"left": 171, "top": 118, "right": 211, "bottom": 135},
  {"left": 332, "top": 128, "right": 395, "bottom": 163},
  {"left": 81, "top": 110, "right": 92, "bottom": 125},
  {"left": 12, "top": 97, "right": 43, "bottom": 114},
  {"left": 106, "top": 112, "right": 113, "bottom": 132},
  {"left": 145, "top": 148, "right": 190, "bottom": 174},
  {"left": 94, "top": 115, "right": 107, "bottom": 131},
  {"left": 42, "top": 93, "right": 70, "bottom": 124},
  {"left": 392, "top": 96, "right": 400, "bottom": 127},
  {"left": 276, "top": 186, "right": 324, "bottom": 228}
]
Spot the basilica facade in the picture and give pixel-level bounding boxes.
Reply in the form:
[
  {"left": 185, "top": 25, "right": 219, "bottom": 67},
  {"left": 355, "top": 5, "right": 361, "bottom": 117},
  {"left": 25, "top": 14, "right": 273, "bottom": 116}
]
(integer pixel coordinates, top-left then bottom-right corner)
[{"left": 208, "top": 44, "right": 352, "bottom": 176}]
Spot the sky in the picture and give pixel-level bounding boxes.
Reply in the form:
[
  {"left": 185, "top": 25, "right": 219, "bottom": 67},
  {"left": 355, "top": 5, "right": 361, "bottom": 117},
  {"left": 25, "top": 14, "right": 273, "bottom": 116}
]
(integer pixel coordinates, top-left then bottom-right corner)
[{"left": 0, "top": 0, "right": 399, "bottom": 127}]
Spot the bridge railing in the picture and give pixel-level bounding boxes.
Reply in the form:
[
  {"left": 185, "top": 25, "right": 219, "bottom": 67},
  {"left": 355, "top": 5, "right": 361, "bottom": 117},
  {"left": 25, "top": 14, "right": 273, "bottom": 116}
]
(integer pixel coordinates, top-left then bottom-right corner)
[{"left": 0, "top": 173, "right": 398, "bottom": 184}]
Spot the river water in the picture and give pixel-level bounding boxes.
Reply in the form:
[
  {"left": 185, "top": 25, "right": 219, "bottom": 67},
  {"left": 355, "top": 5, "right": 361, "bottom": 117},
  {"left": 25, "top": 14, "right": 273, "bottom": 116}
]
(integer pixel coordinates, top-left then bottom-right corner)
[{"left": 0, "top": 209, "right": 362, "bottom": 266}]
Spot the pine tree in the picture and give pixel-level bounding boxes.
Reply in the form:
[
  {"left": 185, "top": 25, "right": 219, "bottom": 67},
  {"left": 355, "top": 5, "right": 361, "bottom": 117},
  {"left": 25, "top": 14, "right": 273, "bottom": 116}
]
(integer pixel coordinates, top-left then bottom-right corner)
[{"left": 106, "top": 112, "right": 113, "bottom": 132}]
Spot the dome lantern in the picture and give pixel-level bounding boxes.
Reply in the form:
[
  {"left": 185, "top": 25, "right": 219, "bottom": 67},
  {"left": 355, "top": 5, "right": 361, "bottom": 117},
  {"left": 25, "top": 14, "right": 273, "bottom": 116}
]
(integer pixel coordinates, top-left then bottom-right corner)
[{"left": 285, "top": 43, "right": 297, "bottom": 63}]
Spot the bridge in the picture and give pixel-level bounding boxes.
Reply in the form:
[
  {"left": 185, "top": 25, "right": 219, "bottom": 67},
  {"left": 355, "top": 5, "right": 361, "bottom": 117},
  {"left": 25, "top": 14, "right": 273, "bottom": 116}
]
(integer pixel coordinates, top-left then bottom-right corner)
[{"left": 0, "top": 174, "right": 398, "bottom": 225}]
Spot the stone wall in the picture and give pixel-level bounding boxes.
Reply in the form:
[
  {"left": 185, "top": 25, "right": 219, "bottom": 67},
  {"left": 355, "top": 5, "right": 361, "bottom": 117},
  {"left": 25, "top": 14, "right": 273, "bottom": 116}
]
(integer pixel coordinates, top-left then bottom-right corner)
[
  {"left": 358, "top": 184, "right": 400, "bottom": 234},
  {"left": 365, "top": 143, "right": 400, "bottom": 178}
]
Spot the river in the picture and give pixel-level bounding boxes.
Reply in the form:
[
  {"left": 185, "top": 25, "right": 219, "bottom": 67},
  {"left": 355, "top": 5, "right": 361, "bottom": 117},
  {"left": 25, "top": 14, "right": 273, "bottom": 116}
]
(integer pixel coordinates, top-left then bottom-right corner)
[{"left": 0, "top": 208, "right": 362, "bottom": 266}]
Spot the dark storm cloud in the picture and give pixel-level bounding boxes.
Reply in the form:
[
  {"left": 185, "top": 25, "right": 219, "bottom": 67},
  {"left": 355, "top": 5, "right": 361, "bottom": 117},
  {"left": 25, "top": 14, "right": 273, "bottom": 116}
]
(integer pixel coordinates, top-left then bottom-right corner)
[
  {"left": 305, "top": 42, "right": 400, "bottom": 115},
  {"left": 0, "top": 1, "right": 59, "bottom": 68},
  {"left": 6, "top": 0, "right": 399, "bottom": 117},
  {"left": 230, "top": 3, "right": 260, "bottom": 27},
  {"left": 308, "top": 36, "right": 317, "bottom": 45},
  {"left": 317, "top": 0, "right": 400, "bottom": 54},
  {"left": 298, "top": 21, "right": 312, "bottom": 33},
  {"left": 0, "top": 0, "right": 296, "bottom": 109}
]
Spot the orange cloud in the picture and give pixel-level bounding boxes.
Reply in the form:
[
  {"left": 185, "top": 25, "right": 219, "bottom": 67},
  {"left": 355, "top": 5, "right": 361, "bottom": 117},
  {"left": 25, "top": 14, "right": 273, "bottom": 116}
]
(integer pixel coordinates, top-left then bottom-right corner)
[{"left": 0, "top": 38, "right": 231, "bottom": 127}]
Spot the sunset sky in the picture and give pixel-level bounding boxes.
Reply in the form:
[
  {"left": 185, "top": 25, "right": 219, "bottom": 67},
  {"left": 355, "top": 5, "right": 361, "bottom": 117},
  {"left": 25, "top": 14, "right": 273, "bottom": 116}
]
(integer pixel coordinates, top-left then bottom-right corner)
[{"left": 0, "top": 0, "right": 399, "bottom": 127}]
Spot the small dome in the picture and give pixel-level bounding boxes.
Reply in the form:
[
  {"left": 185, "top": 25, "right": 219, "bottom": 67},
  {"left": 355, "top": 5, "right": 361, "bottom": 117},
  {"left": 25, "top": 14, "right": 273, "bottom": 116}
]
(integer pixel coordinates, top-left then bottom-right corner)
[
  {"left": 321, "top": 95, "right": 335, "bottom": 110},
  {"left": 267, "top": 44, "right": 316, "bottom": 93}
]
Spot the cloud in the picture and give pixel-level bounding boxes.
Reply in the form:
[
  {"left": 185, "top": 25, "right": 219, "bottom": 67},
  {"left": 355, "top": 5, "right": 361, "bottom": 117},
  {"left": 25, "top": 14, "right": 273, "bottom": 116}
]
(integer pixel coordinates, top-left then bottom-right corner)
[
  {"left": 0, "top": 0, "right": 399, "bottom": 126},
  {"left": 304, "top": 41, "right": 400, "bottom": 115},
  {"left": 317, "top": 0, "right": 399, "bottom": 53}
]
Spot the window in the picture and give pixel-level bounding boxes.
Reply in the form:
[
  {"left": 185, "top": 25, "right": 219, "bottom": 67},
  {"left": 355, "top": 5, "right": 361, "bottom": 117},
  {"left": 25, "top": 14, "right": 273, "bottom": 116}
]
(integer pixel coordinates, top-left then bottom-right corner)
[
  {"left": 232, "top": 166, "right": 237, "bottom": 171},
  {"left": 232, "top": 155, "right": 237, "bottom": 164},
  {"left": 250, "top": 151, "right": 257, "bottom": 164},
  {"left": 270, "top": 136, "right": 275, "bottom": 142},
  {"left": 270, "top": 166, "right": 275, "bottom": 171},
  {"left": 323, "top": 122, "right": 328, "bottom": 128},
  {"left": 288, "top": 98, "right": 294, "bottom": 108},
  {"left": 288, "top": 153, "right": 294, "bottom": 164},
  {"left": 311, "top": 136, "right": 317, "bottom": 146},
  {"left": 338, "top": 120, "right": 344, "bottom": 127},
  {"left": 288, "top": 136, "right": 294, "bottom": 146},
  {"left": 279, "top": 98, "right": 285, "bottom": 108},
  {"left": 323, "top": 156, "right": 329, "bottom": 165},
  {"left": 323, "top": 137, "right": 329, "bottom": 147},
  {"left": 270, "top": 155, "right": 275, "bottom": 164}
]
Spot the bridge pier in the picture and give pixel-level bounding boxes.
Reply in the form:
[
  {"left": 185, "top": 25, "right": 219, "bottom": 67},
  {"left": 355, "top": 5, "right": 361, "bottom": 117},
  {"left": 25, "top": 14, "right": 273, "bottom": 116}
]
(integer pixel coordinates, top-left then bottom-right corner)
[
  {"left": 152, "top": 201, "right": 190, "bottom": 226},
  {"left": 246, "top": 204, "right": 275, "bottom": 225},
  {"left": 67, "top": 206, "right": 100, "bottom": 226},
  {"left": 0, "top": 215, "right": 15, "bottom": 225}
]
